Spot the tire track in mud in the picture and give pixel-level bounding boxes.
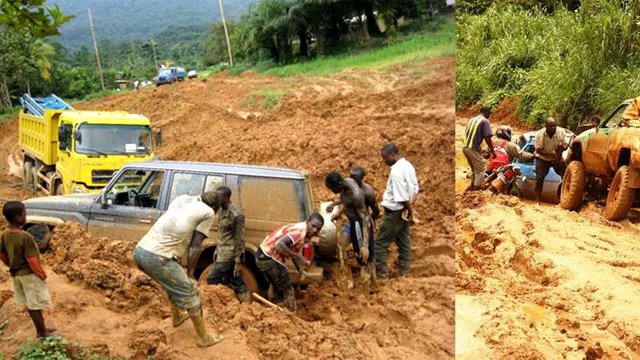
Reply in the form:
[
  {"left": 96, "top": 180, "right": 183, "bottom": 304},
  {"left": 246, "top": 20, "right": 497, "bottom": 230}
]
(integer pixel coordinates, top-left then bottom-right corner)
[{"left": 455, "top": 117, "right": 640, "bottom": 359}]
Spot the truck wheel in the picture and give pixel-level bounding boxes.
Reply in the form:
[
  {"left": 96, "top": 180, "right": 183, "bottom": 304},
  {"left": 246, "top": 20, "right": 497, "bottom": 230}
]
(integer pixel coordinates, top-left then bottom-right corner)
[
  {"left": 560, "top": 161, "right": 586, "bottom": 211},
  {"left": 23, "top": 161, "right": 34, "bottom": 186},
  {"left": 55, "top": 182, "right": 64, "bottom": 195},
  {"left": 198, "top": 263, "right": 260, "bottom": 299},
  {"left": 26, "top": 224, "right": 51, "bottom": 252},
  {"left": 604, "top": 165, "right": 636, "bottom": 221},
  {"left": 32, "top": 168, "right": 38, "bottom": 188}
]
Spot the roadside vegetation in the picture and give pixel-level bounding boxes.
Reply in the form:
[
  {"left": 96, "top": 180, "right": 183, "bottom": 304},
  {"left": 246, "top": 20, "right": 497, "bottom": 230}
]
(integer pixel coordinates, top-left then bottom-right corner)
[
  {"left": 0, "top": 0, "right": 452, "bottom": 110},
  {"left": 456, "top": 1, "right": 640, "bottom": 129}
]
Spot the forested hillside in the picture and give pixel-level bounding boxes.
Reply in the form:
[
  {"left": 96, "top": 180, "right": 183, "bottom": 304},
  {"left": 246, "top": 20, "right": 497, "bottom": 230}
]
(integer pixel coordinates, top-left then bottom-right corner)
[{"left": 49, "top": 0, "right": 255, "bottom": 50}]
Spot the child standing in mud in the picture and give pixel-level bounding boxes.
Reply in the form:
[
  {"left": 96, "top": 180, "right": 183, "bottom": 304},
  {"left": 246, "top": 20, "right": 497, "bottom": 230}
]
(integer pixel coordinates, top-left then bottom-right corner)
[{"left": 0, "top": 201, "right": 57, "bottom": 338}]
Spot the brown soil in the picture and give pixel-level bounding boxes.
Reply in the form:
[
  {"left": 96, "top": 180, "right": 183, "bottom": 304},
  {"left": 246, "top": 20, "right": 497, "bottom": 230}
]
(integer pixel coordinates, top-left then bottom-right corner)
[
  {"left": 0, "top": 58, "right": 454, "bottom": 359},
  {"left": 455, "top": 115, "right": 640, "bottom": 359}
]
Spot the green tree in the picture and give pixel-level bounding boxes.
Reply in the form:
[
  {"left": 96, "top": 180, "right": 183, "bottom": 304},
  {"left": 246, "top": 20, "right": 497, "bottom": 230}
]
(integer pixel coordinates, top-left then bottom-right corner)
[{"left": 0, "top": 0, "right": 74, "bottom": 37}]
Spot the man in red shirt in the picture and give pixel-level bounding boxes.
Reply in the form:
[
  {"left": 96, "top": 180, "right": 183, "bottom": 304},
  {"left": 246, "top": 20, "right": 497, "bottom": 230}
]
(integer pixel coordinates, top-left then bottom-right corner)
[{"left": 254, "top": 214, "right": 324, "bottom": 313}]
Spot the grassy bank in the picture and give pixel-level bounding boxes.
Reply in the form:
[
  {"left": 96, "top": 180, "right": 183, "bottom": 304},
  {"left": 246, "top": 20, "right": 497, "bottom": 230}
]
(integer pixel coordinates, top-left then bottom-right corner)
[
  {"left": 456, "top": 3, "right": 640, "bottom": 129},
  {"left": 208, "top": 15, "right": 455, "bottom": 78},
  {"left": 263, "top": 17, "right": 455, "bottom": 77}
]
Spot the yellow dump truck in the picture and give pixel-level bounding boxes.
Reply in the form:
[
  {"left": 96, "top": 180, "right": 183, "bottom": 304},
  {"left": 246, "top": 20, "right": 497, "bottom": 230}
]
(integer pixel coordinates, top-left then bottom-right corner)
[{"left": 19, "top": 94, "right": 157, "bottom": 195}]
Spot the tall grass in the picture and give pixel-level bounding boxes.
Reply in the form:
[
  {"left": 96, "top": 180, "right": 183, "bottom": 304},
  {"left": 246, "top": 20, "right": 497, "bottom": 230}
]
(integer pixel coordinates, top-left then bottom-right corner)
[{"left": 457, "top": 1, "right": 640, "bottom": 129}]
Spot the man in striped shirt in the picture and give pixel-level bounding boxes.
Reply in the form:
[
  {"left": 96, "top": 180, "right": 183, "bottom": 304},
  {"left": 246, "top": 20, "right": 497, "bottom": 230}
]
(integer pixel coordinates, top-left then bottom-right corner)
[
  {"left": 462, "top": 107, "right": 496, "bottom": 191},
  {"left": 254, "top": 214, "right": 324, "bottom": 313}
]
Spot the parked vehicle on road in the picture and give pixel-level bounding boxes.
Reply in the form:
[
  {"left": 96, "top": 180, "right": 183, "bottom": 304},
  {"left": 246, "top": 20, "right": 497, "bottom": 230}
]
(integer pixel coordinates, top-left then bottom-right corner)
[
  {"left": 153, "top": 68, "right": 176, "bottom": 86},
  {"left": 561, "top": 99, "right": 640, "bottom": 220},
  {"left": 174, "top": 67, "right": 186, "bottom": 81},
  {"left": 22, "top": 161, "right": 338, "bottom": 295}
]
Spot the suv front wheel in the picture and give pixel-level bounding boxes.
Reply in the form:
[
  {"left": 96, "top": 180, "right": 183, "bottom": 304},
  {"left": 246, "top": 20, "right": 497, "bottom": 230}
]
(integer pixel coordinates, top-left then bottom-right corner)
[
  {"left": 560, "top": 161, "right": 586, "bottom": 211},
  {"left": 604, "top": 165, "right": 636, "bottom": 221}
]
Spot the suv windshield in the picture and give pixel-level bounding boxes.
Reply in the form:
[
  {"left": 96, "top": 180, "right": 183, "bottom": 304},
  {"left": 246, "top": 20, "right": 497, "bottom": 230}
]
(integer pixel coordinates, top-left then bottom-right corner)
[
  {"left": 159, "top": 69, "right": 172, "bottom": 76},
  {"left": 75, "top": 124, "right": 152, "bottom": 155}
]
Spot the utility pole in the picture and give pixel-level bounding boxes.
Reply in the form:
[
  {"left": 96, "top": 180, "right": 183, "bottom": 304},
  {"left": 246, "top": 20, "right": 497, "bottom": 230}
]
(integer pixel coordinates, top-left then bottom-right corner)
[
  {"left": 87, "top": 8, "right": 105, "bottom": 91},
  {"left": 150, "top": 39, "right": 159, "bottom": 68},
  {"left": 218, "top": 0, "right": 234, "bottom": 67}
]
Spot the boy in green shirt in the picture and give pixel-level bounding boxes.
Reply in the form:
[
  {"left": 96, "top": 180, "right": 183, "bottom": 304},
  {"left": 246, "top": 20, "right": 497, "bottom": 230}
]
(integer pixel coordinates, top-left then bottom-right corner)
[{"left": 0, "top": 201, "right": 56, "bottom": 338}]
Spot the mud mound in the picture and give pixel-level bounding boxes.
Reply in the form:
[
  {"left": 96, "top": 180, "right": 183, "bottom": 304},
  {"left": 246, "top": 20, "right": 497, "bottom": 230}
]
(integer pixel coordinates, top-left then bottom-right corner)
[
  {"left": 197, "top": 273, "right": 454, "bottom": 359},
  {"left": 456, "top": 191, "right": 491, "bottom": 209},
  {"left": 46, "top": 222, "right": 162, "bottom": 311}
]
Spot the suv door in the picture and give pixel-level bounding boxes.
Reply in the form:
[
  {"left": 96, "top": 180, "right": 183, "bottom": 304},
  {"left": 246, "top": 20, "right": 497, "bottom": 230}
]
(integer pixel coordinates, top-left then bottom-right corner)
[
  {"left": 584, "top": 104, "right": 626, "bottom": 175},
  {"left": 236, "top": 175, "right": 307, "bottom": 253},
  {"left": 87, "top": 168, "right": 168, "bottom": 241}
]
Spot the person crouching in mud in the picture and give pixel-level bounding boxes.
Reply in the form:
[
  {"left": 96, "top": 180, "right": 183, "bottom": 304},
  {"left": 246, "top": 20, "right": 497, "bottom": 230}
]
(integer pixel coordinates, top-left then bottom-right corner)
[
  {"left": 133, "top": 191, "right": 223, "bottom": 347},
  {"left": 254, "top": 214, "right": 324, "bottom": 313}
]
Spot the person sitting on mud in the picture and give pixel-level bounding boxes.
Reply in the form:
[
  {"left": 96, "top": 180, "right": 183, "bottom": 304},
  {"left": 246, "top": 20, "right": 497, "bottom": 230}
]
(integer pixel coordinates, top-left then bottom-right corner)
[
  {"left": 205, "top": 186, "right": 251, "bottom": 303},
  {"left": 534, "top": 117, "right": 569, "bottom": 205},
  {"left": 488, "top": 125, "right": 534, "bottom": 171},
  {"left": 325, "top": 171, "right": 377, "bottom": 295},
  {"left": 463, "top": 107, "right": 496, "bottom": 192},
  {"left": 254, "top": 214, "right": 324, "bottom": 313},
  {"left": 133, "top": 191, "right": 223, "bottom": 348},
  {"left": 327, "top": 167, "right": 380, "bottom": 291},
  {"left": 0, "top": 201, "right": 57, "bottom": 338}
]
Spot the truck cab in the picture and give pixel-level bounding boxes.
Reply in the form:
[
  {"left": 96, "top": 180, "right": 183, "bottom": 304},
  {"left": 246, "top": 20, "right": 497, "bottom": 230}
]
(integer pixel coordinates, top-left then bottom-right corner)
[
  {"left": 153, "top": 68, "right": 176, "bottom": 86},
  {"left": 19, "top": 94, "right": 156, "bottom": 195}
]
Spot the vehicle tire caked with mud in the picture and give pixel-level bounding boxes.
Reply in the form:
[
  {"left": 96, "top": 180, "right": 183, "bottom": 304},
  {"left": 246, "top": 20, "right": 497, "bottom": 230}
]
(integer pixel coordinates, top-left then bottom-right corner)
[{"left": 560, "top": 99, "right": 640, "bottom": 221}]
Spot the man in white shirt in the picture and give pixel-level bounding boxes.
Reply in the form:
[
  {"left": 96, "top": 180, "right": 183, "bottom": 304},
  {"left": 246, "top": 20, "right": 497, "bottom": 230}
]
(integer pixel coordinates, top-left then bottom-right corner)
[
  {"left": 133, "top": 191, "right": 223, "bottom": 348},
  {"left": 375, "top": 143, "right": 419, "bottom": 279}
]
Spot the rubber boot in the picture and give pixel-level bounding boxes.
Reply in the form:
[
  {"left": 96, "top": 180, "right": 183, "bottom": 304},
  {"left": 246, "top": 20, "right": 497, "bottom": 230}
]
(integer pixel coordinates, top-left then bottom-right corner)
[
  {"left": 370, "top": 265, "right": 379, "bottom": 293},
  {"left": 283, "top": 289, "right": 297, "bottom": 314},
  {"left": 238, "top": 290, "right": 251, "bottom": 303},
  {"left": 170, "top": 301, "right": 189, "bottom": 327},
  {"left": 399, "top": 265, "right": 411, "bottom": 277},
  {"left": 190, "top": 313, "right": 224, "bottom": 347},
  {"left": 360, "top": 266, "right": 371, "bottom": 297},
  {"left": 376, "top": 265, "right": 389, "bottom": 280}
]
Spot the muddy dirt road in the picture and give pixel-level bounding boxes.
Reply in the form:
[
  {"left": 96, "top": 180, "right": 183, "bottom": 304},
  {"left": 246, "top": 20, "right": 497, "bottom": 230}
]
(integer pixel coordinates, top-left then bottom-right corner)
[
  {"left": 0, "top": 59, "right": 454, "bottom": 359},
  {"left": 455, "top": 115, "right": 640, "bottom": 359}
]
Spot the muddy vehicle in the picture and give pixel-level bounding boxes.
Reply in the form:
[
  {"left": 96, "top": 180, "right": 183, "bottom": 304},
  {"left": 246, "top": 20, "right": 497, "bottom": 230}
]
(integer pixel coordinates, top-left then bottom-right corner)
[
  {"left": 561, "top": 99, "right": 640, "bottom": 220},
  {"left": 21, "top": 161, "right": 337, "bottom": 295},
  {"left": 513, "top": 131, "right": 574, "bottom": 203}
]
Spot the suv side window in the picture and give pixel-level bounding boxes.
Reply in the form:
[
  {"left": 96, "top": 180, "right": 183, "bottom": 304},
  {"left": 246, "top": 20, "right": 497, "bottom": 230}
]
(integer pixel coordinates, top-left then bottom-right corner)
[
  {"left": 60, "top": 123, "right": 72, "bottom": 151},
  {"left": 205, "top": 175, "right": 224, "bottom": 192},
  {"left": 604, "top": 104, "right": 628, "bottom": 128},
  {"left": 169, "top": 173, "right": 224, "bottom": 203},
  {"left": 107, "top": 169, "right": 165, "bottom": 208},
  {"left": 239, "top": 176, "right": 305, "bottom": 222}
]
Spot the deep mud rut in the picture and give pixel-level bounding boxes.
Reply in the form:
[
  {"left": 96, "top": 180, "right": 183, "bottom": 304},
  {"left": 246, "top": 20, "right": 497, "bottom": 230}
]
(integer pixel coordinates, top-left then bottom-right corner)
[
  {"left": 0, "top": 59, "right": 454, "bottom": 359},
  {"left": 455, "top": 116, "right": 640, "bottom": 359}
]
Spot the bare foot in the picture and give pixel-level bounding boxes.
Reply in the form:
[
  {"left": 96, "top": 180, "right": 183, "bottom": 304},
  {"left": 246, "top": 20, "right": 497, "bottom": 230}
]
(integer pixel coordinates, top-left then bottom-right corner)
[{"left": 38, "top": 329, "right": 59, "bottom": 338}]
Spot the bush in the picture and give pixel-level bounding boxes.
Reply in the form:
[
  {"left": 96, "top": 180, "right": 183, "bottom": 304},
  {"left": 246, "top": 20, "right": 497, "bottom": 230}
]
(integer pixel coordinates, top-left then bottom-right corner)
[
  {"left": 456, "top": 2, "right": 640, "bottom": 129},
  {"left": 16, "top": 336, "right": 71, "bottom": 360}
]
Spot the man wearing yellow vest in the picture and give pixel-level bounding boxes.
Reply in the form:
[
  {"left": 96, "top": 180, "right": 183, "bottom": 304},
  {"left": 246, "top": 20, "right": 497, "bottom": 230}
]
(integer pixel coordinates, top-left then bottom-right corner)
[{"left": 463, "top": 107, "right": 496, "bottom": 191}]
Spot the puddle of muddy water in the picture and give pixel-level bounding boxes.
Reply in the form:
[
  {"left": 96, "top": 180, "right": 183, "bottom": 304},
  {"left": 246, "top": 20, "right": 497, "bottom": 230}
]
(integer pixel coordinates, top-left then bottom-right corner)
[{"left": 521, "top": 303, "right": 554, "bottom": 324}]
